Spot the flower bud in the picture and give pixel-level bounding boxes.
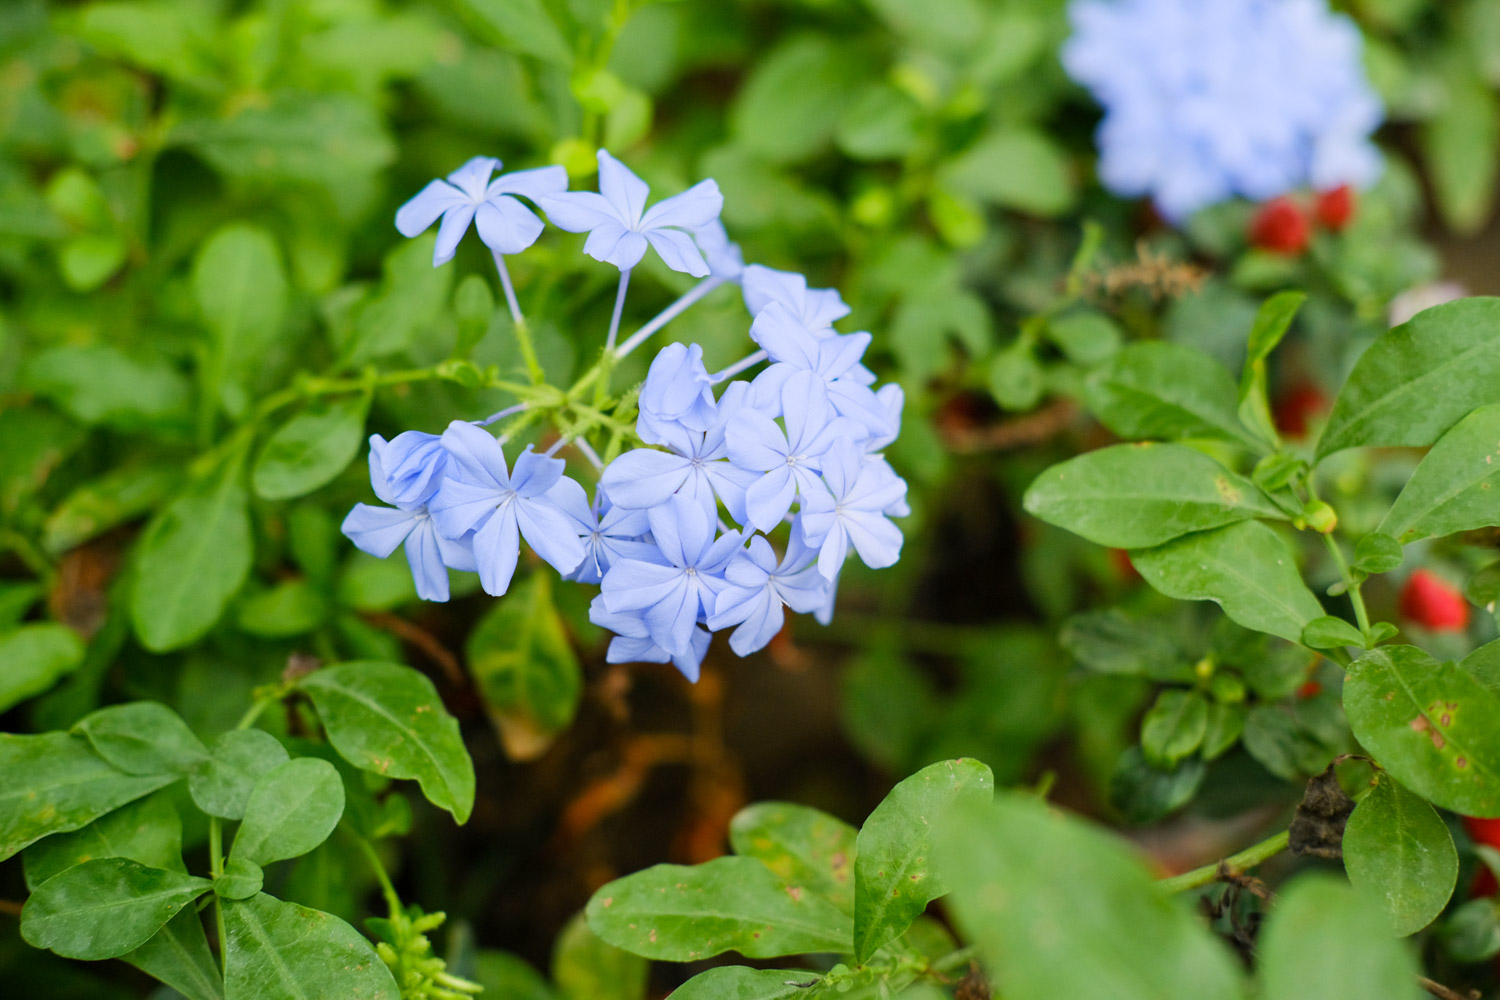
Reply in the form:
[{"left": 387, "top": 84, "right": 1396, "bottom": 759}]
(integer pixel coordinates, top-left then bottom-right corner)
[{"left": 1399, "top": 570, "right": 1470, "bottom": 632}]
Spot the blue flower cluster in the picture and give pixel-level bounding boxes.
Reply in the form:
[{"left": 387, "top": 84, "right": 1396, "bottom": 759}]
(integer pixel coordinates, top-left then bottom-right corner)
[
  {"left": 1062, "top": 0, "right": 1383, "bottom": 221},
  {"left": 343, "top": 151, "right": 907, "bottom": 681}
]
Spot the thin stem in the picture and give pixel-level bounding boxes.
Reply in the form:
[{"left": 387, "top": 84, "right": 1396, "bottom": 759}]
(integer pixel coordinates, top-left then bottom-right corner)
[
  {"left": 573, "top": 437, "right": 605, "bottom": 472},
  {"left": 929, "top": 946, "right": 978, "bottom": 975},
  {"left": 542, "top": 436, "right": 568, "bottom": 458},
  {"left": 209, "top": 818, "right": 227, "bottom": 973},
  {"left": 1321, "top": 533, "right": 1372, "bottom": 636},
  {"left": 614, "top": 276, "right": 725, "bottom": 360},
  {"left": 474, "top": 401, "right": 530, "bottom": 427},
  {"left": 354, "top": 835, "right": 402, "bottom": 917},
  {"left": 712, "top": 348, "right": 768, "bottom": 383},
  {"left": 235, "top": 696, "right": 273, "bottom": 731},
  {"left": 493, "top": 252, "right": 544, "bottom": 385},
  {"left": 604, "top": 267, "right": 632, "bottom": 354},
  {"left": 1158, "top": 829, "right": 1291, "bottom": 893}
]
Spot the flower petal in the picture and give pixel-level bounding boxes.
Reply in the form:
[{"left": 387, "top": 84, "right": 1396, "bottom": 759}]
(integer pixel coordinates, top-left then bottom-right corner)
[
  {"left": 644, "top": 228, "right": 709, "bottom": 277},
  {"left": 597, "top": 149, "right": 651, "bottom": 224},
  {"left": 396, "top": 181, "right": 466, "bottom": 238},
  {"left": 599, "top": 449, "right": 692, "bottom": 510},
  {"left": 445, "top": 156, "right": 499, "bottom": 199},
  {"left": 404, "top": 520, "right": 452, "bottom": 602},
  {"left": 516, "top": 498, "right": 587, "bottom": 576},
  {"left": 341, "top": 504, "right": 419, "bottom": 559},
  {"left": 472, "top": 506, "right": 521, "bottom": 596},
  {"left": 487, "top": 164, "right": 568, "bottom": 201},
  {"left": 475, "top": 196, "right": 545, "bottom": 255},
  {"left": 433, "top": 204, "right": 478, "bottom": 266},
  {"left": 640, "top": 178, "right": 723, "bottom": 230}
]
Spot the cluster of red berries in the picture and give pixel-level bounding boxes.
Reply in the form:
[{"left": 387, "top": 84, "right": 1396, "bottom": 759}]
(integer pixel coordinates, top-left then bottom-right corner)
[{"left": 1248, "top": 185, "right": 1355, "bottom": 255}]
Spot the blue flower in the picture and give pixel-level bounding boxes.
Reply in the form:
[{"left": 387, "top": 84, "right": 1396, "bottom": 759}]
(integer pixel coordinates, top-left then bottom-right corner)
[
  {"left": 1062, "top": 0, "right": 1383, "bottom": 220},
  {"left": 552, "top": 485, "right": 659, "bottom": 586},
  {"left": 341, "top": 436, "right": 475, "bottom": 602},
  {"left": 377, "top": 430, "right": 450, "bottom": 506},
  {"left": 599, "top": 495, "right": 742, "bottom": 658},
  {"left": 747, "top": 303, "right": 890, "bottom": 439},
  {"left": 639, "top": 342, "right": 716, "bottom": 437},
  {"left": 427, "top": 421, "right": 587, "bottom": 596},
  {"left": 396, "top": 156, "right": 568, "bottom": 266},
  {"left": 539, "top": 150, "right": 724, "bottom": 275},
  {"left": 741, "top": 265, "right": 850, "bottom": 332},
  {"left": 726, "top": 370, "right": 864, "bottom": 533},
  {"left": 693, "top": 219, "right": 744, "bottom": 282},
  {"left": 707, "top": 532, "right": 829, "bottom": 656},
  {"left": 798, "top": 440, "right": 907, "bottom": 581},
  {"left": 589, "top": 594, "right": 712, "bottom": 682},
  {"left": 601, "top": 381, "right": 758, "bottom": 524}
]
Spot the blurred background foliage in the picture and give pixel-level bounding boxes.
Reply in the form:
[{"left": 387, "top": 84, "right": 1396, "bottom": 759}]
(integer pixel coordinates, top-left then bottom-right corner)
[{"left": 4, "top": 0, "right": 1500, "bottom": 996}]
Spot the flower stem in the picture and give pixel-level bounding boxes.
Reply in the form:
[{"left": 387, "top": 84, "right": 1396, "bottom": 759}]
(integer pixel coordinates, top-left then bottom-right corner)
[
  {"left": 1321, "top": 532, "right": 1372, "bottom": 636},
  {"left": 1157, "top": 829, "right": 1291, "bottom": 893},
  {"left": 493, "top": 251, "right": 544, "bottom": 385},
  {"left": 614, "top": 275, "right": 725, "bottom": 360},
  {"left": 713, "top": 348, "right": 768, "bottom": 382},
  {"left": 354, "top": 835, "right": 403, "bottom": 917},
  {"left": 475, "top": 401, "right": 531, "bottom": 427},
  {"left": 209, "top": 818, "right": 227, "bottom": 973},
  {"left": 604, "top": 267, "right": 632, "bottom": 355}
]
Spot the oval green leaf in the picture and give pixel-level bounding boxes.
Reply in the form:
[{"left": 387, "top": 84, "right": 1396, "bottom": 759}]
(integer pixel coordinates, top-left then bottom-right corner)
[
  {"left": 230, "top": 758, "right": 344, "bottom": 867},
  {"left": 1343, "top": 771, "right": 1458, "bottom": 937},
  {"left": 853, "top": 758, "right": 994, "bottom": 962},
  {"left": 586, "top": 855, "right": 854, "bottom": 961},
  {"left": 188, "top": 728, "right": 291, "bottom": 820},
  {"left": 1131, "top": 521, "right": 1325, "bottom": 644},
  {"left": 124, "top": 906, "right": 224, "bottom": 1000},
  {"left": 551, "top": 911, "right": 646, "bottom": 1000},
  {"left": 22, "top": 857, "right": 211, "bottom": 960},
  {"left": 223, "top": 893, "right": 398, "bottom": 1000},
  {"left": 1023, "top": 443, "right": 1283, "bottom": 549},
  {"left": 1083, "top": 342, "right": 1256, "bottom": 446},
  {"left": 1380, "top": 404, "right": 1500, "bottom": 543},
  {"left": 299, "top": 661, "right": 475, "bottom": 823},
  {"left": 730, "top": 802, "right": 858, "bottom": 916},
  {"left": 937, "top": 795, "right": 1242, "bottom": 1000},
  {"left": 1344, "top": 645, "right": 1500, "bottom": 817},
  {"left": 214, "top": 858, "right": 264, "bottom": 901},
  {"left": 1258, "top": 875, "right": 1422, "bottom": 1000},
  {"left": 1318, "top": 297, "right": 1500, "bottom": 460},
  {"left": 1141, "top": 690, "right": 1209, "bottom": 768},
  {"left": 0, "top": 623, "right": 84, "bottom": 713},
  {"left": 669, "top": 967, "right": 821, "bottom": 1000},
  {"left": 23, "top": 792, "right": 184, "bottom": 890},
  {"left": 74, "top": 701, "right": 209, "bottom": 776},
  {"left": 251, "top": 395, "right": 370, "bottom": 501}
]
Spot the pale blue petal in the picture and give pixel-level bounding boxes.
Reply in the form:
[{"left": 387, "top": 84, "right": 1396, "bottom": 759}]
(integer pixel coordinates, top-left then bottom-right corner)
[
  {"left": 748, "top": 303, "right": 819, "bottom": 369},
  {"left": 432, "top": 204, "right": 478, "bottom": 266},
  {"left": 645, "top": 578, "right": 700, "bottom": 657},
  {"left": 597, "top": 150, "right": 650, "bottom": 224},
  {"left": 475, "top": 196, "right": 545, "bottom": 255},
  {"left": 646, "top": 498, "right": 689, "bottom": 566},
  {"left": 440, "top": 420, "right": 511, "bottom": 488},
  {"left": 843, "top": 511, "right": 904, "bottom": 570},
  {"left": 487, "top": 164, "right": 568, "bottom": 201},
  {"left": 445, "top": 156, "right": 499, "bottom": 199},
  {"left": 396, "top": 181, "right": 466, "bottom": 238},
  {"left": 509, "top": 448, "right": 566, "bottom": 498},
  {"left": 584, "top": 226, "right": 649, "bottom": 270},
  {"left": 725, "top": 410, "right": 787, "bottom": 473},
  {"left": 404, "top": 519, "right": 452, "bottom": 602},
  {"left": 600, "top": 449, "right": 692, "bottom": 509},
  {"left": 428, "top": 478, "right": 501, "bottom": 539},
  {"left": 704, "top": 461, "right": 758, "bottom": 525},
  {"left": 537, "top": 190, "right": 619, "bottom": 232},
  {"left": 591, "top": 593, "right": 650, "bottom": 638},
  {"left": 745, "top": 467, "right": 797, "bottom": 534},
  {"left": 639, "top": 178, "right": 723, "bottom": 230},
  {"left": 672, "top": 627, "right": 712, "bottom": 682},
  {"left": 727, "top": 595, "right": 783, "bottom": 657},
  {"left": 644, "top": 228, "right": 709, "bottom": 277},
  {"left": 779, "top": 370, "right": 831, "bottom": 454},
  {"left": 546, "top": 475, "right": 594, "bottom": 533},
  {"left": 607, "top": 635, "right": 671, "bottom": 665},
  {"left": 515, "top": 498, "right": 587, "bottom": 576},
  {"left": 601, "top": 559, "right": 684, "bottom": 613},
  {"left": 816, "top": 524, "right": 849, "bottom": 581},
  {"left": 472, "top": 506, "right": 521, "bottom": 596},
  {"left": 435, "top": 530, "right": 477, "bottom": 573},
  {"left": 341, "top": 504, "right": 418, "bottom": 559}
]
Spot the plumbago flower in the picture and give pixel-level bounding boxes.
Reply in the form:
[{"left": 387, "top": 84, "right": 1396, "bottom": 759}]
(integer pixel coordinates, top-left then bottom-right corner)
[
  {"left": 1062, "top": 0, "right": 1383, "bottom": 221},
  {"left": 342, "top": 150, "right": 907, "bottom": 682}
]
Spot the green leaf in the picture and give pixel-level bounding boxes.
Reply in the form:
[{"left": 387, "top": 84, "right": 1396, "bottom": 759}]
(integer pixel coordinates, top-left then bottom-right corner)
[
  {"left": 937, "top": 795, "right": 1242, "bottom": 1000},
  {"left": 987, "top": 340, "right": 1043, "bottom": 411},
  {"left": 853, "top": 758, "right": 994, "bottom": 962},
  {"left": 1460, "top": 640, "right": 1500, "bottom": 697},
  {"left": 1422, "top": 74, "right": 1499, "bottom": 235},
  {"left": 1258, "top": 875, "right": 1422, "bottom": 1000},
  {"left": 1380, "top": 404, "right": 1500, "bottom": 543},
  {"left": 1110, "top": 747, "right": 1205, "bottom": 824},
  {"left": 299, "top": 661, "right": 475, "bottom": 823},
  {"left": 1237, "top": 292, "right": 1304, "bottom": 447},
  {"left": 75, "top": 701, "right": 209, "bottom": 776},
  {"left": 1242, "top": 706, "right": 1328, "bottom": 780},
  {"left": 1141, "top": 690, "right": 1209, "bottom": 768},
  {"left": 0, "top": 733, "right": 176, "bottom": 861},
  {"left": 730, "top": 35, "right": 871, "bottom": 165},
  {"left": 43, "top": 464, "right": 178, "bottom": 554},
  {"left": 214, "top": 858, "right": 264, "bottom": 901},
  {"left": 75, "top": 1, "right": 211, "bottom": 80},
  {"left": 0, "top": 407, "right": 85, "bottom": 519},
  {"left": 1344, "top": 645, "right": 1500, "bottom": 817},
  {"left": 22, "top": 344, "right": 191, "bottom": 429},
  {"left": 124, "top": 906, "right": 224, "bottom": 1000},
  {"left": 237, "top": 579, "right": 330, "bottom": 637},
  {"left": 1202, "top": 702, "right": 1248, "bottom": 761},
  {"left": 474, "top": 950, "right": 554, "bottom": 1000},
  {"left": 1300, "top": 616, "right": 1366, "bottom": 650},
  {"left": 193, "top": 224, "right": 289, "bottom": 372},
  {"left": 22, "top": 857, "right": 211, "bottom": 960},
  {"left": 251, "top": 395, "right": 370, "bottom": 500},
  {"left": 345, "top": 235, "right": 454, "bottom": 363},
  {"left": 130, "top": 463, "right": 253, "bottom": 651},
  {"left": 1130, "top": 521, "right": 1324, "bottom": 644},
  {"left": 1354, "top": 533, "right": 1405, "bottom": 575},
  {"left": 189, "top": 729, "right": 291, "bottom": 820},
  {"left": 1083, "top": 342, "right": 1257, "bottom": 446},
  {"left": 453, "top": 274, "right": 495, "bottom": 358},
  {"left": 24, "top": 792, "right": 184, "bottom": 890},
  {"left": 1045, "top": 311, "right": 1122, "bottom": 367},
  {"left": 0, "top": 623, "right": 85, "bottom": 713},
  {"left": 938, "top": 129, "right": 1075, "bottom": 216},
  {"left": 1343, "top": 771, "right": 1458, "bottom": 937},
  {"left": 730, "top": 803, "right": 858, "bottom": 915},
  {"left": 231, "top": 758, "right": 345, "bottom": 867},
  {"left": 1317, "top": 297, "right": 1500, "bottom": 459},
  {"left": 1441, "top": 898, "right": 1500, "bottom": 963},
  {"left": 466, "top": 574, "right": 582, "bottom": 760},
  {"left": 453, "top": 0, "right": 571, "bottom": 64},
  {"left": 60, "top": 234, "right": 128, "bottom": 291},
  {"left": 222, "top": 893, "right": 399, "bottom": 1000},
  {"left": 668, "top": 968, "right": 818, "bottom": 1000},
  {"left": 1060, "top": 610, "right": 1191, "bottom": 681},
  {"left": 836, "top": 83, "right": 921, "bottom": 161},
  {"left": 1023, "top": 443, "right": 1283, "bottom": 549},
  {"left": 552, "top": 911, "right": 647, "bottom": 1000},
  {"left": 586, "top": 855, "right": 854, "bottom": 961}
]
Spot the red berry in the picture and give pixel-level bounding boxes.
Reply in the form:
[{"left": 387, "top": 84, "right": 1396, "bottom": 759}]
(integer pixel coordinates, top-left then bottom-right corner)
[
  {"left": 1249, "top": 197, "right": 1310, "bottom": 255},
  {"left": 1296, "top": 680, "right": 1323, "bottom": 699},
  {"left": 1314, "top": 185, "right": 1355, "bottom": 231},
  {"left": 1272, "top": 382, "right": 1328, "bottom": 439},
  {"left": 1465, "top": 816, "right": 1500, "bottom": 849},
  {"left": 1399, "top": 570, "right": 1470, "bottom": 632}
]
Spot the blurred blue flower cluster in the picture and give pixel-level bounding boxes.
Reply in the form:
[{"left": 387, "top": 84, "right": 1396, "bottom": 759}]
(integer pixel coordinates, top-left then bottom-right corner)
[
  {"left": 1063, "top": 0, "right": 1383, "bottom": 221},
  {"left": 343, "top": 152, "right": 908, "bottom": 681}
]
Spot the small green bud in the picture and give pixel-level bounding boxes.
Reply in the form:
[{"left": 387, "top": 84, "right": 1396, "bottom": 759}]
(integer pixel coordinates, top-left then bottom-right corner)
[{"left": 1301, "top": 499, "right": 1337, "bottom": 533}]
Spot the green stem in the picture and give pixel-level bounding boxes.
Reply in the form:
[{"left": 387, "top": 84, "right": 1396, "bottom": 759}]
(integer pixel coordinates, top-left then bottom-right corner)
[
  {"left": 354, "top": 835, "right": 402, "bottom": 918},
  {"left": 929, "top": 945, "right": 978, "bottom": 975},
  {"left": 209, "top": 818, "right": 227, "bottom": 973},
  {"left": 1158, "top": 829, "right": 1291, "bottom": 893},
  {"left": 1320, "top": 532, "right": 1371, "bottom": 636},
  {"left": 0, "top": 529, "right": 55, "bottom": 585}
]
